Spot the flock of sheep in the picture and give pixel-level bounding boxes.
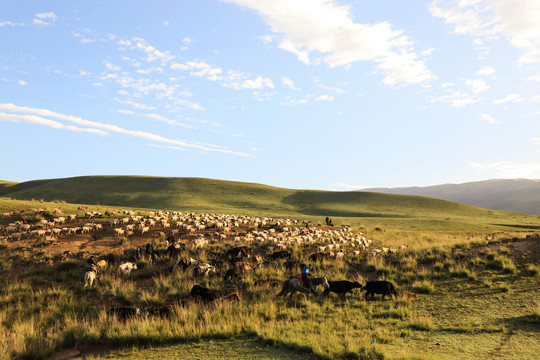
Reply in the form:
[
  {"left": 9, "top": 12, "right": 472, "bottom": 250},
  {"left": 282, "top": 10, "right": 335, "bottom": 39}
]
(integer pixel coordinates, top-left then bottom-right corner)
[{"left": 1, "top": 207, "right": 414, "bottom": 305}]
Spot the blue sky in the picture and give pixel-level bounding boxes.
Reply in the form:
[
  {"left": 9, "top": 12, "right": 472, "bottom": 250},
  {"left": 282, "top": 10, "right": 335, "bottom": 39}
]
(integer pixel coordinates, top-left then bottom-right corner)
[{"left": 1, "top": 0, "right": 539, "bottom": 190}]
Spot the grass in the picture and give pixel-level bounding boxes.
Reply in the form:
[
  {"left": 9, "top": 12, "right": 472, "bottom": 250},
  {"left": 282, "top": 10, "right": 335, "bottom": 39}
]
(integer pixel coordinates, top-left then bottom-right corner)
[
  {"left": 0, "top": 193, "right": 539, "bottom": 359},
  {"left": 0, "top": 233, "right": 537, "bottom": 359},
  {"left": 1, "top": 176, "right": 540, "bottom": 233}
]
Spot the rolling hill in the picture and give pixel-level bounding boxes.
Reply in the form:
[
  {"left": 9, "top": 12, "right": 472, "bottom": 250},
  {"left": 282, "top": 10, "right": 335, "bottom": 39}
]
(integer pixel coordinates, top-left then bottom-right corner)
[
  {"left": 364, "top": 179, "right": 540, "bottom": 216},
  {"left": 1, "top": 175, "right": 539, "bottom": 232}
]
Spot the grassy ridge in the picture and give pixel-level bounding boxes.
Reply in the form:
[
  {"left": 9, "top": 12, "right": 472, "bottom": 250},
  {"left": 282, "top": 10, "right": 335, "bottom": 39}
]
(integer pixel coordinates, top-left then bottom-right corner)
[{"left": 1, "top": 175, "right": 540, "bottom": 232}]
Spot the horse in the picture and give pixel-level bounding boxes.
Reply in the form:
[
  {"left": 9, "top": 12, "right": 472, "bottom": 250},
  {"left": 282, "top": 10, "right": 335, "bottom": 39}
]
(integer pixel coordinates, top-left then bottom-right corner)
[{"left": 276, "top": 276, "right": 330, "bottom": 297}]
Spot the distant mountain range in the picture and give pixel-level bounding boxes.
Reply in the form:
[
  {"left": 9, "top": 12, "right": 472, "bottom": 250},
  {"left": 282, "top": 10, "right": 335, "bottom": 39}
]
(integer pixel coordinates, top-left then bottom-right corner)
[{"left": 364, "top": 179, "right": 540, "bottom": 216}]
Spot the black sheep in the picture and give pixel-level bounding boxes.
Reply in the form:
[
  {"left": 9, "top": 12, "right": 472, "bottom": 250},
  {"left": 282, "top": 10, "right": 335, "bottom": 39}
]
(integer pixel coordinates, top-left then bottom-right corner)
[
  {"left": 363, "top": 280, "right": 397, "bottom": 300},
  {"left": 190, "top": 284, "right": 218, "bottom": 302},
  {"left": 323, "top": 280, "right": 363, "bottom": 296}
]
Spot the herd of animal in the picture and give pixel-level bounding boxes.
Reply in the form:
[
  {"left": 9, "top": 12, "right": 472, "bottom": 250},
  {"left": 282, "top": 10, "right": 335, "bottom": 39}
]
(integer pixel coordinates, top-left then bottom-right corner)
[{"left": 2, "top": 207, "right": 413, "bottom": 320}]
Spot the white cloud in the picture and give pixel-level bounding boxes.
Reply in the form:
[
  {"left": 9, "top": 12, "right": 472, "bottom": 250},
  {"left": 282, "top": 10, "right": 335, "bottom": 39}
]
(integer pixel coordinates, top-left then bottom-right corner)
[
  {"left": 0, "top": 21, "right": 24, "bottom": 27},
  {"left": 17, "top": 80, "right": 28, "bottom": 86},
  {"left": 316, "top": 84, "right": 346, "bottom": 94},
  {"left": 281, "top": 94, "right": 313, "bottom": 106},
  {"left": 73, "top": 31, "right": 116, "bottom": 44},
  {"left": 429, "top": 0, "right": 497, "bottom": 36},
  {"left": 480, "top": 113, "right": 498, "bottom": 123},
  {"left": 33, "top": 12, "right": 57, "bottom": 27},
  {"left": 223, "top": 0, "right": 435, "bottom": 86},
  {"left": 475, "top": 66, "right": 496, "bottom": 75},
  {"left": 527, "top": 71, "right": 540, "bottom": 82},
  {"left": 105, "top": 62, "right": 121, "bottom": 71},
  {"left": 441, "top": 82, "right": 455, "bottom": 88},
  {"left": 145, "top": 113, "right": 191, "bottom": 127},
  {"left": 171, "top": 61, "right": 274, "bottom": 90},
  {"left": 493, "top": 93, "right": 524, "bottom": 104},
  {"left": 432, "top": 92, "right": 478, "bottom": 107},
  {"left": 315, "top": 94, "right": 334, "bottom": 102},
  {"left": 119, "top": 37, "right": 175, "bottom": 63},
  {"left": 151, "top": 144, "right": 185, "bottom": 151},
  {"left": 116, "top": 99, "right": 156, "bottom": 110},
  {"left": 0, "top": 103, "right": 253, "bottom": 157},
  {"left": 430, "top": 0, "right": 540, "bottom": 64},
  {"left": 469, "top": 160, "right": 540, "bottom": 178},
  {"left": 172, "top": 61, "right": 223, "bottom": 81},
  {"left": 0, "top": 112, "right": 108, "bottom": 135},
  {"left": 466, "top": 78, "right": 490, "bottom": 93},
  {"left": 117, "top": 109, "right": 135, "bottom": 115},
  {"left": 282, "top": 77, "right": 300, "bottom": 91},
  {"left": 259, "top": 35, "right": 274, "bottom": 44},
  {"left": 225, "top": 75, "right": 274, "bottom": 90}
]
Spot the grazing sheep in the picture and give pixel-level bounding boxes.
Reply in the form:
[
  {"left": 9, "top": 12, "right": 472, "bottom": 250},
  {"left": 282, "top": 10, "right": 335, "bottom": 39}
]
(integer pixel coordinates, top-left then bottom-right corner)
[
  {"left": 364, "top": 280, "right": 397, "bottom": 300},
  {"left": 84, "top": 271, "right": 96, "bottom": 288},
  {"left": 117, "top": 262, "right": 137, "bottom": 277},
  {"left": 190, "top": 284, "right": 218, "bottom": 302}
]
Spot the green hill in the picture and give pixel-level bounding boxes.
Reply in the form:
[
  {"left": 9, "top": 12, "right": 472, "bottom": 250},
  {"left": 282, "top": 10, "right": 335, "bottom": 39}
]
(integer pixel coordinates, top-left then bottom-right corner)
[
  {"left": 0, "top": 180, "right": 17, "bottom": 192},
  {"left": 1, "top": 175, "right": 539, "bottom": 232}
]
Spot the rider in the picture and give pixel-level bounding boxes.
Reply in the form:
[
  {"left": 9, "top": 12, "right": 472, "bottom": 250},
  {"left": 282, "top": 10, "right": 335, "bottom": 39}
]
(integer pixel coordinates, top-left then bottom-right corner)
[
  {"left": 86, "top": 255, "right": 98, "bottom": 273},
  {"left": 300, "top": 263, "right": 313, "bottom": 289}
]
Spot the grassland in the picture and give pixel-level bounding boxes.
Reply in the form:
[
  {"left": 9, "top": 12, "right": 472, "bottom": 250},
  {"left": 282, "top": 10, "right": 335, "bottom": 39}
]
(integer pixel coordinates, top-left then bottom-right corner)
[
  {"left": 0, "top": 229, "right": 538, "bottom": 360},
  {"left": 1, "top": 175, "right": 540, "bottom": 233},
  {"left": 0, "top": 178, "right": 539, "bottom": 359}
]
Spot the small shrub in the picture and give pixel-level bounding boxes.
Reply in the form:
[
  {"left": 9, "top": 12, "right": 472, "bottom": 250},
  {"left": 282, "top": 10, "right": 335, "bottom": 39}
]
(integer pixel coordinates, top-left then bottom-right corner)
[
  {"left": 524, "top": 302, "right": 540, "bottom": 324},
  {"left": 411, "top": 280, "right": 434, "bottom": 294},
  {"left": 485, "top": 255, "right": 516, "bottom": 274},
  {"left": 525, "top": 264, "right": 539, "bottom": 277},
  {"left": 449, "top": 265, "right": 471, "bottom": 278}
]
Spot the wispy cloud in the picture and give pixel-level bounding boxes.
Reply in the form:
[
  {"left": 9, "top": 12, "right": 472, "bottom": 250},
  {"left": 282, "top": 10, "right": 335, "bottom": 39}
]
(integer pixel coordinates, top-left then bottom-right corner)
[
  {"left": 171, "top": 60, "right": 275, "bottom": 90},
  {"left": 0, "top": 104, "right": 253, "bottom": 157},
  {"left": 0, "top": 21, "right": 25, "bottom": 27},
  {"left": 466, "top": 79, "right": 490, "bottom": 94},
  {"left": 0, "top": 112, "right": 108, "bottom": 135},
  {"left": 493, "top": 93, "right": 524, "bottom": 104},
  {"left": 430, "top": 0, "right": 540, "bottom": 64},
  {"left": 223, "top": 0, "right": 435, "bottom": 86},
  {"left": 118, "top": 37, "right": 175, "bottom": 63},
  {"left": 314, "top": 94, "right": 334, "bottom": 102},
  {"left": 475, "top": 66, "right": 496, "bottom": 76},
  {"left": 33, "top": 12, "right": 57, "bottom": 27},
  {"left": 480, "top": 113, "right": 498, "bottom": 124},
  {"left": 282, "top": 77, "right": 300, "bottom": 91},
  {"left": 431, "top": 91, "right": 479, "bottom": 107}
]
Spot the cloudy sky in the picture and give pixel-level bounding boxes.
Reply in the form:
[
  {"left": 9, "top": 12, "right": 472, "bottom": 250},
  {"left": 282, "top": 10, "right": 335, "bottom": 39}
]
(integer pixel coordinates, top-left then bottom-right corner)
[{"left": 1, "top": 0, "right": 539, "bottom": 190}]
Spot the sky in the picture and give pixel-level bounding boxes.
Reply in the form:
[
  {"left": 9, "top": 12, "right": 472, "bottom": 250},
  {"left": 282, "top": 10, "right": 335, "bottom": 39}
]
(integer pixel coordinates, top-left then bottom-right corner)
[{"left": 1, "top": 0, "right": 540, "bottom": 191}]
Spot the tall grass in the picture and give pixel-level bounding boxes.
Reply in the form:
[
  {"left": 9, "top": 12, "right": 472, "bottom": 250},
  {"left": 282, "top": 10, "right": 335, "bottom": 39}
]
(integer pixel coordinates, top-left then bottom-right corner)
[{"left": 0, "top": 211, "right": 538, "bottom": 359}]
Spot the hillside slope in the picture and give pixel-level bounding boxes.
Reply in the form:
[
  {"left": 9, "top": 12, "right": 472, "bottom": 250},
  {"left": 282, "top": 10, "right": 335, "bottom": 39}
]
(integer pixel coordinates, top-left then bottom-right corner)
[
  {"left": 365, "top": 179, "right": 540, "bottom": 216},
  {"left": 1, "top": 176, "right": 539, "bottom": 232}
]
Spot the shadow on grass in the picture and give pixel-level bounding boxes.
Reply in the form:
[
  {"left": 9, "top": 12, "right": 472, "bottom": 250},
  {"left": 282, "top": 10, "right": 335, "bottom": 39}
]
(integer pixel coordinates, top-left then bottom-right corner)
[{"left": 491, "top": 224, "right": 540, "bottom": 230}]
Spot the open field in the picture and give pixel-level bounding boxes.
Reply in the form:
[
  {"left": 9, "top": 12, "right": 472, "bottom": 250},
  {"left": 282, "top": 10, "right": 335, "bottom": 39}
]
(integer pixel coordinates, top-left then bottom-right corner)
[
  {"left": 2, "top": 176, "right": 540, "bottom": 234},
  {"left": 0, "top": 185, "right": 539, "bottom": 359}
]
